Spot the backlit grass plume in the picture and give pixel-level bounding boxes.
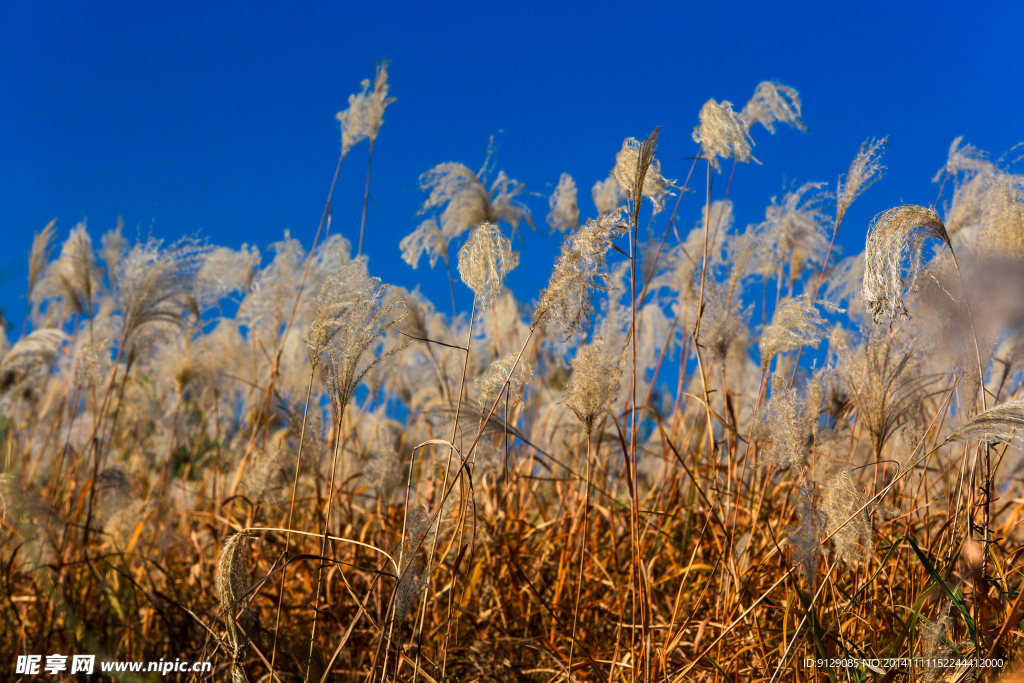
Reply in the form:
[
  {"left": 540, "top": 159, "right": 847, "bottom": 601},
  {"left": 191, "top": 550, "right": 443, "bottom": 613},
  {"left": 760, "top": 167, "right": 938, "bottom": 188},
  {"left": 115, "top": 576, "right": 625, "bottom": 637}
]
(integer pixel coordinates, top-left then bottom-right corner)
[
  {"left": 862, "top": 205, "right": 952, "bottom": 325},
  {"left": 475, "top": 352, "right": 532, "bottom": 420},
  {"left": 117, "top": 236, "right": 210, "bottom": 342},
  {"left": 941, "top": 399, "right": 1024, "bottom": 446},
  {"left": 336, "top": 60, "right": 395, "bottom": 157},
  {"left": 32, "top": 222, "right": 103, "bottom": 324},
  {"left": 402, "top": 160, "right": 532, "bottom": 269},
  {"left": 0, "top": 328, "right": 67, "bottom": 394},
  {"left": 611, "top": 133, "right": 675, "bottom": 215},
  {"left": 563, "top": 339, "right": 621, "bottom": 433},
  {"left": 693, "top": 99, "right": 754, "bottom": 171},
  {"left": 760, "top": 294, "right": 831, "bottom": 370},
  {"left": 740, "top": 81, "right": 807, "bottom": 134},
  {"left": 457, "top": 222, "right": 519, "bottom": 313},
  {"left": 592, "top": 177, "right": 625, "bottom": 216},
  {"left": 547, "top": 173, "right": 580, "bottom": 233},
  {"left": 820, "top": 468, "right": 873, "bottom": 567},
  {"left": 308, "top": 260, "right": 405, "bottom": 414},
  {"left": 216, "top": 531, "right": 252, "bottom": 683},
  {"left": 533, "top": 208, "right": 628, "bottom": 337},
  {"left": 836, "top": 137, "right": 888, "bottom": 228}
]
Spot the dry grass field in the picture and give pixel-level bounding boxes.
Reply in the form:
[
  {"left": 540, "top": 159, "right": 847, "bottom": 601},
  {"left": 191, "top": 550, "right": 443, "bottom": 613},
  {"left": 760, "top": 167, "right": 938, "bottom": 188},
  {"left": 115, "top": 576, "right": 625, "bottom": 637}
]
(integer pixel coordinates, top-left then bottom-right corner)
[{"left": 2, "top": 66, "right": 1023, "bottom": 682}]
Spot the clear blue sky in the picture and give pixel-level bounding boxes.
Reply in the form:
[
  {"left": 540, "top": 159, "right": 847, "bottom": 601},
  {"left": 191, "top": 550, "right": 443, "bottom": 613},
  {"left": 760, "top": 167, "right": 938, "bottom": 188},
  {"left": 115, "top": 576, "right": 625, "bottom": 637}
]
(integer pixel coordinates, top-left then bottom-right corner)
[{"left": 1, "top": 0, "right": 1022, "bottom": 334}]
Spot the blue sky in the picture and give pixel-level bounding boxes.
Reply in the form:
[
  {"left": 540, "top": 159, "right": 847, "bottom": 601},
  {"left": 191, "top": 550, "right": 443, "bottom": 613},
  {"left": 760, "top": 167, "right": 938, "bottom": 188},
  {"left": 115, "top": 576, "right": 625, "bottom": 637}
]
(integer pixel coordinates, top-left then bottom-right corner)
[{"left": 1, "top": 0, "right": 1022, "bottom": 335}]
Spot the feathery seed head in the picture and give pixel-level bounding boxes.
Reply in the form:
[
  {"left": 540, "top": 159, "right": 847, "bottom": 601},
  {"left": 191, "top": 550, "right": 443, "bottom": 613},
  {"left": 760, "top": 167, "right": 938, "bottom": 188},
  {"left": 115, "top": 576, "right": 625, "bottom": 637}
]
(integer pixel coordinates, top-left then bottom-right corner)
[
  {"left": 760, "top": 294, "right": 832, "bottom": 370},
  {"left": 547, "top": 173, "right": 580, "bottom": 233},
  {"left": 457, "top": 222, "right": 519, "bottom": 313},
  {"left": 416, "top": 162, "right": 532, "bottom": 243},
  {"left": 836, "top": 137, "right": 888, "bottom": 227},
  {"left": 563, "top": 339, "right": 622, "bottom": 432},
  {"left": 27, "top": 219, "right": 57, "bottom": 301},
  {"left": 592, "top": 177, "right": 625, "bottom": 216},
  {"left": 400, "top": 218, "right": 448, "bottom": 269},
  {"left": 941, "top": 399, "right": 1024, "bottom": 447},
  {"left": 611, "top": 134, "right": 675, "bottom": 215},
  {"left": 763, "top": 375, "right": 812, "bottom": 471},
  {"left": 117, "top": 236, "right": 210, "bottom": 339},
  {"left": 33, "top": 222, "right": 103, "bottom": 323},
  {"left": 837, "top": 327, "right": 924, "bottom": 457},
  {"left": 392, "top": 508, "right": 432, "bottom": 626},
  {"left": 693, "top": 99, "right": 755, "bottom": 171},
  {"left": 820, "top": 468, "right": 873, "bottom": 567},
  {"left": 0, "top": 328, "right": 68, "bottom": 394},
  {"left": 308, "top": 260, "right": 406, "bottom": 415},
  {"left": 741, "top": 81, "right": 807, "bottom": 135},
  {"left": 336, "top": 60, "right": 395, "bottom": 157},
  {"left": 862, "top": 205, "right": 952, "bottom": 325},
  {"left": 475, "top": 353, "right": 533, "bottom": 419},
  {"left": 788, "top": 494, "right": 824, "bottom": 579},
  {"left": 533, "top": 208, "right": 628, "bottom": 337},
  {"left": 216, "top": 531, "right": 253, "bottom": 683}
]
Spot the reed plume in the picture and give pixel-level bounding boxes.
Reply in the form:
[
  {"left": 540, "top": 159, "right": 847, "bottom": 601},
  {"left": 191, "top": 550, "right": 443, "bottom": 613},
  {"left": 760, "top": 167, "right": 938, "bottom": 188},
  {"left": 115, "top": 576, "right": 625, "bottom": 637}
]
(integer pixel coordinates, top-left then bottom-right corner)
[
  {"left": 534, "top": 208, "right": 627, "bottom": 337},
  {"left": 548, "top": 173, "right": 580, "bottom": 233},
  {"left": 563, "top": 339, "right": 621, "bottom": 433},
  {"left": 592, "top": 177, "right": 625, "bottom": 216},
  {"left": 693, "top": 99, "right": 754, "bottom": 170},
  {"left": 862, "top": 205, "right": 951, "bottom": 325},
  {"left": 820, "top": 468, "right": 873, "bottom": 567},
  {"left": 457, "top": 222, "right": 519, "bottom": 313},
  {"left": 216, "top": 531, "right": 253, "bottom": 683},
  {"left": 836, "top": 137, "right": 888, "bottom": 228},
  {"left": 336, "top": 60, "right": 395, "bottom": 158},
  {"left": 740, "top": 81, "right": 807, "bottom": 134},
  {"left": 941, "top": 399, "right": 1024, "bottom": 447},
  {"left": 612, "top": 135, "right": 675, "bottom": 215},
  {"left": 760, "top": 294, "right": 831, "bottom": 371}
]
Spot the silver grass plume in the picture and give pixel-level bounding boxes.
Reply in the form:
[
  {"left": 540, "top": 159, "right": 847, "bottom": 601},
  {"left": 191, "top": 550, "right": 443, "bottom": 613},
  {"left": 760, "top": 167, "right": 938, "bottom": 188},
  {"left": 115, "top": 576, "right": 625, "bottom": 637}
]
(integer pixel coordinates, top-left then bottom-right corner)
[
  {"left": 740, "top": 81, "right": 807, "bottom": 134},
  {"left": 563, "top": 339, "right": 622, "bottom": 433},
  {"left": 27, "top": 218, "right": 57, "bottom": 303},
  {"left": 547, "top": 173, "right": 580, "bottom": 232},
  {"left": 216, "top": 531, "right": 252, "bottom": 683},
  {"left": 33, "top": 222, "right": 103, "bottom": 322},
  {"left": 336, "top": 60, "right": 395, "bottom": 157},
  {"left": 457, "top": 222, "right": 519, "bottom": 313},
  {"left": 399, "top": 219, "right": 448, "bottom": 269},
  {"left": 405, "top": 161, "right": 532, "bottom": 269},
  {"left": 392, "top": 509, "right": 432, "bottom": 626},
  {"left": 611, "top": 132, "right": 675, "bottom": 215},
  {"left": 475, "top": 352, "right": 532, "bottom": 420},
  {"left": 693, "top": 99, "right": 755, "bottom": 171},
  {"left": 755, "top": 182, "right": 831, "bottom": 286},
  {"left": 941, "top": 399, "right": 1024, "bottom": 447},
  {"left": 117, "top": 237, "right": 210, "bottom": 342},
  {"left": 0, "top": 328, "right": 68, "bottom": 394},
  {"left": 862, "top": 205, "right": 952, "bottom": 325},
  {"left": 788, "top": 494, "right": 823, "bottom": 579},
  {"left": 980, "top": 175, "right": 1024, "bottom": 257},
  {"left": 820, "top": 468, "right": 873, "bottom": 567},
  {"left": 836, "top": 137, "right": 888, "bottom": 228},
  {"left": 533, "top": 208, "right": 628, "bottom": 337},
  {"left": 592, "top": 177, "right": 625, "bottom": 216},
  {"left": 919, "top": 603, "right": 953, "bottom": 683},
  {"left": 307, "top": 260, "right": 406, "bottom": 416},
  {"left": 835, "top": 327, "right": 926, "bottom": 457},
  {"left": 760, "top": 294, "right": 832, "bottom": 371},
  {"left": 762, "top": 375, "right": 813, "bottom": 472},
  {"left": 100, "top": 219, "right": 128, "bottom": 281}
]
